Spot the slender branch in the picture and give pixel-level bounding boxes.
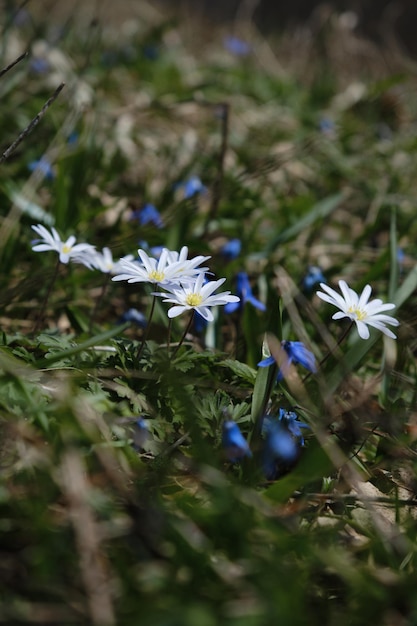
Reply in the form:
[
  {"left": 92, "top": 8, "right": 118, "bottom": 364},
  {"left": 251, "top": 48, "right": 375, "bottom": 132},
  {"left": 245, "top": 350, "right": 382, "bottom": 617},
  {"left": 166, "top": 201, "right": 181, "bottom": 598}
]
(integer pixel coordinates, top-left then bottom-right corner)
[
  {"left": 0, "top": 51, "right": 28, "bottom": 79},
  {"left": 0, "top": 82, "right": 65, "bottom": 165}
]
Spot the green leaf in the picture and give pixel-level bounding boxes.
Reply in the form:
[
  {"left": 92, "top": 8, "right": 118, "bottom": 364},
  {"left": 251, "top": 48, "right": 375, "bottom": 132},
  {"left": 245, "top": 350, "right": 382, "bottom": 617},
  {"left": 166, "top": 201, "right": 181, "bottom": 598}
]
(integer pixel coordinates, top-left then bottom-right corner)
[
  {"left": 3, "top": 182, "right": 55, "bottom": 225},
  {"left": 265, "top": 192, "right": 344, "bottom": 254},
  {"left": 34, "top": 323, "right": 130, "bottom": 367},
  {"left": 221, "top": 359, "right": 257, "bottom": 384}
]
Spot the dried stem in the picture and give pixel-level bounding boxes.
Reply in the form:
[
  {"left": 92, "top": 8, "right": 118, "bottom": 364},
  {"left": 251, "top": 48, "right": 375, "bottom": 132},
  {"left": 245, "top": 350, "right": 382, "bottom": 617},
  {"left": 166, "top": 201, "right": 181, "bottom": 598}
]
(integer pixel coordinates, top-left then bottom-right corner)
[
  {"left": 0, "top": 82, "right": 65, "bottom": 165},
  {"left": 0, "top": 51, "right": 28, "bottom": 79}
]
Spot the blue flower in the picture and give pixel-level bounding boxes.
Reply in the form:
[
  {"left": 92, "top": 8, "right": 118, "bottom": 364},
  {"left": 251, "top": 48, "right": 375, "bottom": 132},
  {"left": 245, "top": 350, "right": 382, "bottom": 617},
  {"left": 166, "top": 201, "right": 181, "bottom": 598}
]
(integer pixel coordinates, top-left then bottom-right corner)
[
  {"left": 119, "top": 308, "right": 147, "bottom": 328},
  {"left": 303, "top": 266, "right": 326, "bottom": 292},
  {"left": 261, "top": 410, "right": 309, "bottom": 479},
  {"left": 222, "top": 420, "right": 252, "bottom": 463},
  {"left": 131, "top": 203, "right": 164, "bottom": 228},
  {"left": 178, "top": 176, "right": 207, "bottom": 199},
  {"left": 67, "top": 131, "right": 79, "bottom": 146},
  {"left": 262, "top": 422, "right": 298, "bottom": 480},
  {"left": 143, "top": 44, "right": 159, "bottom": 60},
  {"left": 319, "top": 117, "right": 335, "bottom": 135},
  {"left": 224, "top": 272, "right": 266, "bottom": 314},
  {"left": 258, "top": 340, "right": 317, "bottom": 381},
  {"left": 29, "top": 57, "right": 50, "bottom": 74},
  {"left": 221, "top": 238, "right": 241, "bottom": 261},
  {"left": 277, "top": 408, "right": 310, "bottom": 445},
  {"left": 223, "top": 36, "right": 251, "bottom": 57},
  {"left": 132, "top": 416, "right": 149, "bottom": 450},
  {"left": 28, "top": 156, "right": 55, "bottom": 180}
]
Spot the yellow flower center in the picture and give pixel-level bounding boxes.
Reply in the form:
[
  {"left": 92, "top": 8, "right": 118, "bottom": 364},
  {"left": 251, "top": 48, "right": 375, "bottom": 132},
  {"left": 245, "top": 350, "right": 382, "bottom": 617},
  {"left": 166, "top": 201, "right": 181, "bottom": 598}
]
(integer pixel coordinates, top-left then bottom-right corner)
[
  {"left": 62, "top": 244, "right": 72, "bottom": 254},
  {"left": 185, "top": 293, "right": 203, "bottom": 307},
  {"left": 348, "top": 306, "right": 367, "bottom": 321},
  {"left": 149, "top": 270, "right": 165, "bottom": 282}
]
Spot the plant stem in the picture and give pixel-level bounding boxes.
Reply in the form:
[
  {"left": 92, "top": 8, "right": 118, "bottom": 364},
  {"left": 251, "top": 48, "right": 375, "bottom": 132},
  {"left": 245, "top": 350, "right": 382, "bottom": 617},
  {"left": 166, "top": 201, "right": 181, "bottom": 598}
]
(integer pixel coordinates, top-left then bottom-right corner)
[
  {"left": 303, "top": 321, "right": 354, "bottom": 382},
  {"left": 33, "top": 257, "right": 61, "bottom": 333},
  {"left": 89, "top": 273, "right": 111, "bottom": 333},
  {"left": 136, "top": 292, "right": 157, "bottom": 360},
  {"left": 171, "top": 311, "right": 195, "bottom": 359},
  {"left": 319, "top": 321, "right": 354, "bottom": 368},
  {"left": 167, "top": 318, "right": 172, "bottom": 355}
]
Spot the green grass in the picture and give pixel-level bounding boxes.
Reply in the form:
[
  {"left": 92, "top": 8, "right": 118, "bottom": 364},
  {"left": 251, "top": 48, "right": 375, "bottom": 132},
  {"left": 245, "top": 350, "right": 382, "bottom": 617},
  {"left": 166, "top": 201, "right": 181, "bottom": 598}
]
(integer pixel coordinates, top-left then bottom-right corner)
[{"left": 1, "top": 3, "right": 417, "bottom": 624}]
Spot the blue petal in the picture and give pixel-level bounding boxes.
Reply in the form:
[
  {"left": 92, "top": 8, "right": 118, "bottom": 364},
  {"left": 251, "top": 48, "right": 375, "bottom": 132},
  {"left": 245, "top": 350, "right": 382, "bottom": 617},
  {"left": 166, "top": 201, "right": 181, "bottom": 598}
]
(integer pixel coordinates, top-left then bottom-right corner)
[
  {"left": 262, "top": 424, "right": 298, "bottom": 479},
  {"left": 221, "top": 239, "right": 241, "bottom": 260},
  {"left": 282, "top": 341, "right": 317, "bottom": 373},
  {"left": 222, "top": 421, "right": 252, "bottom": 462},
  {"left": 278, "top": 409, "right": 310, "bottom": 445},
  {"left": 132, "top": 417, "right": 149, "bottom": 449},
  {"left": 257, "top": 355, "right": 275, "bottom": 368},
  {"left": 131, "top": 203, "right": 164, "bottom": 228},
  {"left": 119, "top": 308, "right": 147, "bottom": 327},
  {"left": 224, "top": 300, "right": 240, "bottom": 314},
  {"left": 247, "top": 295, "right": 267, "bottom": 312},
  {"left": 303, "top": 266, "right": 326, "bottom": 291}
]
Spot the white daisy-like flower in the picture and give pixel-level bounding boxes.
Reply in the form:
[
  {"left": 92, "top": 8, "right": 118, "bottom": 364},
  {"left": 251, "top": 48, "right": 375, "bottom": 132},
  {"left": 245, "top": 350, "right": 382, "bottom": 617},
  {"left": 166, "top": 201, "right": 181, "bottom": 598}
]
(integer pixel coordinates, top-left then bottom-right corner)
[
  {"left": 154, "top": 272, "right": 240, "bottom": 321},
  {"left": 31, "top": 224, "right": 95, "bottom": 264},
  {"left": 316, "top": 280, "right": 399, "bottom": 340},
  {"left": 165, "top": 246, "right": 210, "bottom": 283},
  {"left": 112, "top": 247, "right": 209, "bottom": 287},
  {"left": 75, "top": 247, "right": 134, "bottom": 274}
]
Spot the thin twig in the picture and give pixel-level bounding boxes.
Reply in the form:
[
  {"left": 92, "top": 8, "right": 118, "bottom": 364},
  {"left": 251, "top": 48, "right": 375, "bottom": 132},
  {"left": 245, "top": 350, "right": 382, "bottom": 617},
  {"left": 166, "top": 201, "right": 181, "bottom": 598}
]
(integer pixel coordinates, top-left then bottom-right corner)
[
  {"left": 0, "top": 51, "right": 28, "bottom": 79},
  {"left": 0, "top": 82, "right": 65, "bottom": 165}
]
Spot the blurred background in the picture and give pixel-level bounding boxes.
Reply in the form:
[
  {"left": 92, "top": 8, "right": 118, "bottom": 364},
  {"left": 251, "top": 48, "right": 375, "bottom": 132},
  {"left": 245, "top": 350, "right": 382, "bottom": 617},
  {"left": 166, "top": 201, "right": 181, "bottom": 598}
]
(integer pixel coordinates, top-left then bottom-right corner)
[{"left": 26, "top": 0, "right": 417, "bottom": 57}]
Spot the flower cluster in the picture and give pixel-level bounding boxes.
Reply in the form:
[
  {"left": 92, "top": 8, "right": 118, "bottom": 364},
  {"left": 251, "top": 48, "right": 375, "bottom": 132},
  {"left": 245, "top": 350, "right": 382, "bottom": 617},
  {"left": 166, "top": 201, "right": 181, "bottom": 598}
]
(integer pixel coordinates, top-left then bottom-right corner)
[
  {"left": 112, "top": 246, "right": 239, "bottom": 321},
  {"left": 221, "top": 409, "right": 309, "bottom": 480},
  {"left": 30, "top": 221, "right": 402, "bottom": 486},
  {"left": 31, "top": 225, "right": 240, "bottom": 327}
]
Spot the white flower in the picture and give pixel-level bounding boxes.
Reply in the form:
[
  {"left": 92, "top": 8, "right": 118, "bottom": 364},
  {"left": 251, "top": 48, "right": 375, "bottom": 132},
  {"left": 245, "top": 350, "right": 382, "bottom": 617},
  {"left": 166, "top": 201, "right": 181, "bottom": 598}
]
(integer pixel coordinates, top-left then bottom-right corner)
[
  {"left": 165, "top": 246, "right": 210, "bottom": 283},
  {"left": 154, "top": 272, "right": 240, "bottom": 321},
  {"left": 75, "top": 247, "right": 134, "bottom": 274},
  {"left": 316, "top": 280, "right": 399, "bottom": 340},
  {"left": 112, "top": 247, "right": 209, "bottom": 287},
  {"left": 31, "top": 224, "right": 95, "bottom": 264}
]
